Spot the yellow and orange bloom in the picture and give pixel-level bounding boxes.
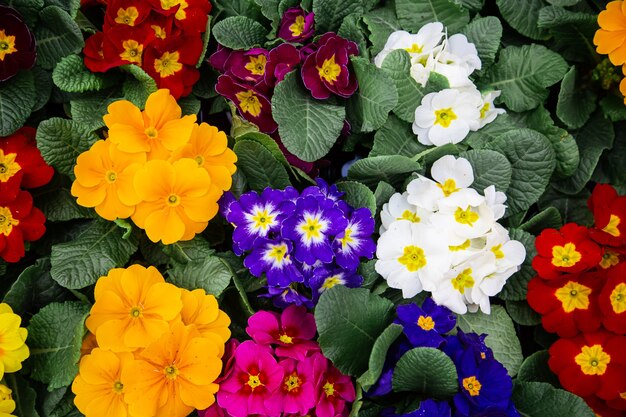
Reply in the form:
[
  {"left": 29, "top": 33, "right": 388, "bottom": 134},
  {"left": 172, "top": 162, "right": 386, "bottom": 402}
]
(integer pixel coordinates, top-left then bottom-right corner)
[
  {"left": 71, "top": 140, "right": 145, "bottom": 221},
  {"left": 0, "top": 303, "right": 29, "bottom": 379},
  {"left": 86, "top": 265, "right": 182, "bottom": 351},
  {"left": 595, "top": 1, "right": 626, "bottom": 66},
  {"left": 122, "top": 322, "right": 222, "bottom": 417},
  {"left": 72, "top": 348, "right": 134, "bottom": 417},
  {"left": 0, "top": 384, "right": 15, "bottom": 417},
  {"left": 180, "top": 289, "right": 231, "bottom": 356}
]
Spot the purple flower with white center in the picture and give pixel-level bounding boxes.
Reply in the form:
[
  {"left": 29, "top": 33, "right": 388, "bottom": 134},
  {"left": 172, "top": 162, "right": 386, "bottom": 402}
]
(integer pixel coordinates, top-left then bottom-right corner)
[
  {"left": 302, "top": 178, "right": 345, "bottom": 202},
  {"left": 278, "top": 7, "right": 315, "bottom": 43},
  {"left": 281, "top": 195, "right": 348, "bottom": 265},
  {"left": 244, "top": 238, "right": 304, "bottom": 286},
  {"left": 309, "top": 266, "right": 363, "bottom": 302},
  {"left": 395, "top": 298, "right": 456, "bottom": 349},
  {"left": 333, "top": 207, "right": 376, "bottom": 271},
  {"left": 262, "top": 284, "right": 313, "bottom": 308}
]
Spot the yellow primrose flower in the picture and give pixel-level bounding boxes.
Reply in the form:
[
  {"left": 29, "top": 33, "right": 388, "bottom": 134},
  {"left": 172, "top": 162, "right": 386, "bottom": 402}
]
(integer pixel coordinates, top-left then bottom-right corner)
[
  {"left": 0, "top": 303, "right": 29, "bottom": 379},
  {"left": 0, "top": 384, "right": 15, "bottom": 417},
  {"left": 180, "top": 288, "right": 231, "bottom": 357}
]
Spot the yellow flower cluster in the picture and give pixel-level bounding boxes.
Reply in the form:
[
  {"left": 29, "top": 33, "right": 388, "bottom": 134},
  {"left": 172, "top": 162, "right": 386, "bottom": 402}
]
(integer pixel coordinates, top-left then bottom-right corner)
[
  {"left": 72, "top": 264, "right": 231, "bottom": 417},
  {"left": 71, "top": 89, "right": 237, "bottom": 244},
  {"left": 0, "top": 304, "right": 29, "bottom": 380},
  {"left": 595, "top": 1, "right": 626, "bottom": 103},
  {"left": 0, "top": 384, "right": 16, "bottom": 417}
]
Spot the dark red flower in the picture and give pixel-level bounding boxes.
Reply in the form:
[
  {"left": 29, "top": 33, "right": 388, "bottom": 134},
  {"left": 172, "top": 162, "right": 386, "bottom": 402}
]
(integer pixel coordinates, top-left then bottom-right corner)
[
  {"left": 103, "top": 25, "right": 155, "bottom": 68},
  {"left": 532, "top": 223, "right": 603, "bottom": 279},
  {"left": 104, "top": 0, "right": 151, "bottom": 29},
  {"left": 589, "top": 184, "right": 626, "bottom": 247},
  {"left": 585, "top": 395, "right": 626, "bottom": 417},
  {"left": 278, "top": 7, "right": 315, "bottom": 43},
  {"left": 600, "top": 262, "right": 626, "bottom": 334},
  {"left": 147, "top": 0, "right": 211, "bottom": 33},
  {"left": 208, "top": 45, "right": 232, "bottom": 73},
  {"left": 225, "top": 48, "right": 269, "bottom": 84},
  {"left": 527, "top": 272, "right": 604, "bottom": 337},
  {"left": 0, "top": 190, "right": 45, "bottom": 263},
  {"left": 549, "top": 331, "right": 626, "bottom": 401},
  {"left": 0, "top": 5, "right": 36, "bottom": 82},
  {"left": 301, "top": 32, "right": 358, "bottom": 99},
  {"left": 83, "top": 32, "right": 116, "bottom": 73},
  {"left": 143, "top": 11, "right": 180, "bottom": 41},
  {"left": 607, "top": 395, "right": 626, "bottom": 412},
  {"left": 264, "top": 43, "right": 301, "bottom": 87}
]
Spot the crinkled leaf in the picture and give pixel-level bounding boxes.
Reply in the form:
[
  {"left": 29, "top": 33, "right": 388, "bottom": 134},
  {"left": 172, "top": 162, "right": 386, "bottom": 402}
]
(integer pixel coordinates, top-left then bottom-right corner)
[
  {"left": 168, "top": 254, "right": 233, "bottom": 297},
  {"left": 363, "top": 5, "right": 401, "bottom": 57},
  {"left": 70, "top": 88, "right": 123, "bottom": 131},
  {"left": 33, "top": 176, "right": 96, "bottom": 222},
  {"left": 122, "top": 65, "right": 158, "bottom": 107},
  {"left": 214, "top": 0, "right": 263, "bottom": 19},
  {"left": 465, "top": 114, "right": 514, "bottom": 149},
  {"left": 505, "top": 300, "right": 541, "bottom": 326},
  {"left": 348, "top": 155, "right": 421, "bottom": 189},
  {"left": 519, "top": 207, "right": 562, "bottom": 235},
  {"left": 538, "top": 187, "right": 594, "bottom": 226},
  {"left": 52, "top": 54, "right": 110, "bottom": 93},
  {"left": 395, "top": 0, "right": 469, "bottom": 33},
  {"left": 556, "top": 66, "right": 596, "bottom": 129},
  {"left": 517, "top": 351, "right": 560, "bottom": 386},
  {"left": 512, "top": 381, "right": 595, "bottom": 417},
  {"left": 496, "top": 0, "right": 550, "bottom": 40},
  {"left": 371, "top": 114, "right": 428, "bottom": 157},
  {"left": 34, "top": 6, "right": 84, "bottom": 69},
  {"left": 458, "top": 0, "right": 483, "bottom": 11},
  {"left": 234, "top": 139, "right": 291, "bottom": 191},
  {"left": 0, "top": 70, "right": 36, "bottom": 136},
  {"left": 460, "top": 149, "right": 512, "bottom": 193},
  {"left": 338, "top": 14, "right": 369, "bottom": 60},
  {"left": 499, "top": 228, "right": 536, "bottom": 301},
  {"left": 600, "top": 95, "right": 626, "bottom": 122},
  {"left": 537, "top": 6, "right": 598, "bottom": 63},
  {"left": 313, "top": 0, "right": 364, "bottom": 33},
  {"left": 213, "top": 16, "right": 269, "bottom": 50},
  {"left": 32, "top": 65, "right": 52, "bottom": 112},
  {"left": 336, "top": 181, "right": 376, "bottom": 216},
  {"left": 392, "top": 347, "right": 458, "bottom": 397},
  {"left": 461, "top": 16, "right": 502, "bottom": 67}
]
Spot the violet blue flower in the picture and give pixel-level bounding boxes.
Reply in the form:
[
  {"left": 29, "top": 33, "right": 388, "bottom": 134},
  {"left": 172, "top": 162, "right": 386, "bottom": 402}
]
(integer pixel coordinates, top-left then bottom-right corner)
[
  {"left": 444, "top": 330, "right": 494, "bottom": 367},
  {"left": 333, "top": 207, "right": 376, "bottom": 270},
  {"left": 264, "top": 43, "right": 301, "bottom": 87},
  {"left": 244, "top": 238, "right": 304, "bottom": 286},
  {"left": 263, "top": 284, "right": 314, "bottom": 308},
  {"left": 309, "top": 266, "right": 363, "bottom": 302},
  {"left": 395, "top": 298, "right": 456, "bottom": 348},
  {"left": 278, "top": 6, "right": 315, "bottom": 42},
  {"left": 382, "top": 400, "right": 452, "bottom": 417},
  {"left": 366, "top": 339, "right": 412, "bottom": 397}
]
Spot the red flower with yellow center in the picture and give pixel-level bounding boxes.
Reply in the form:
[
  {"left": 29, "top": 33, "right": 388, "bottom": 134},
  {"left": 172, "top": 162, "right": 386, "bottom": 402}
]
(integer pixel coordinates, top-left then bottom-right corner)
[
  {"left": 0, "top": 190, "right": 45, "bottom": 263},
  {"left": 532, "top": 223, "right": 602, "bottom": 279},
  {"left": 588, "top": 184, "right": 626, "bottom": 247},
  {"left": 148, "top": 0, "right": 211, "bottom": 33},
  {"left": 600, "top": 262, "right": 626, "bottom": 334},
  {"left": 104, "top": 25, "right": 154, "bottom": 68},
  {"left": 104, "top": 0, "right": 150, "bottom": 28}
]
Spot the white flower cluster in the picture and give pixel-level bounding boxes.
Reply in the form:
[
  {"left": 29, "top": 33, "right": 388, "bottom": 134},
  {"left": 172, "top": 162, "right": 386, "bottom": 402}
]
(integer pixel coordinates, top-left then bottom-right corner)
[
  {"left": 375, "top": 155, "right": 526, "bottom": 315},
  {"left": 374, "top": 23, "right": 505, "bottom": 147}
]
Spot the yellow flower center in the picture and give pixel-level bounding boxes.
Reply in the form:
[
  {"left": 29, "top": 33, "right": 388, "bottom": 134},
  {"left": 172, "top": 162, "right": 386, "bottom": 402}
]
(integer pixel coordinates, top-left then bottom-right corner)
[
  {"left": 245, "top": 55, "right": 267, "bottom": 76},
  {"left": 160, "top": 0, "right": 179, "bottom": 9},
  {"left": 105, "top": 170, "right": 117, "bottom": 183},
  {"left": 452, "top": 268, "right": 474, "bottom": 294},
  {"left": 267, "top": 243, "right": 288, "bottom": 264},
  {"left": 463, "top": 376, "right": 482, "bottom": 396},
  {"left": 603, "top": 214, "right": 621, "bottom": 237},
  {"left": 405, "top": 43, "right": 423, "bottom": 54},
  {"left": 154, "top": 51, "right": 182, "bottom": 78},
  {"left": 323, "top": 381, "right": 335, "bottom": 397},
  {"left": 317, "top": 55, "right": 341, "bottom": 84},
  {"left": 289, "top": 15, "right": 306, "bottom": 37},
  {"left": 610, "top": 283, "right": 626, "bottom": 314},
  {"left": 437, "top": 178, "right": 459, "bottom": 197},
  {"left": 145, "top": 127, "right": 158, "bottom": 139},
  {"left": 0, "top": 30, "right": 17, "bottom": 61},
  {"left": 284, "top": 373, "right": 302, "bottom": 392},
  {"left": 175, "top": 0, "right": 188, "bottom": 20},
  {"left": 279, "top": 333, "right": 293, "bottom": 344},
  {"left": 479, "top": 102, "right": 490, "bottom": 119},
  {"left": 434, "top": 108, "right": 457, "bottom": 128},
  {"left": 554, "top": 281, "right": 592, "bottom": 313},
  {"left": 454, "top": 206, "right": 479, "bottom": 226},
  {"left": 115, "top": 7, "right": 139, "bottom": 26},
  {"left": 0, "top": 207, "right": 19, "bottom": 237},
  {"left": 112, "top": 381, "right": 124, "bottom": 394},
  {"left": 251, "top": 209, "right": 274, "bottom": 231},
  {"left": 397, "top": 209, "right": 420, "bottom": 223},
  {"left": 0, "top": 150, "right": 21, "bottom": 182},
  {"left": 339, "top": 228, "right": 354, "bottom": 249},
  {"left": 129, "top": 306, "right": 142, "bottom": 318},
  {"left": 167, "top": 194, "right": 180, "bottom": 207},
  {"left": 491, "top": 244, "right": 505, "bottom": 259},
  {"left": 300, "top": 217, "right": 323, "bottom": 241},
  {"left": 119, "top": 39, "right": 143, "bottom": 64},
  {"left": 398, "top": 245, "right": 427, "bottom": 272},
  {"left": 247, "top": 374, "right": 263, "bottom": 390},
  {"left": 236, "top": 90, "right": 263, "bottom": 117},
  {"left": 449, "top": 239, "right": 471, "bottom": 252},
  {"left": 194, "top": 155, "right": 205, "bottom": 166},
  {"left": 551, "top": 243, "right": 582, "bottom": 267},
  {"left": 417, "top": 315, "right": 435, "bottom": 331},
  {"left": 151, "top": 25, "right": 167, "bottom": 39},
  {"left": 575, "top": 345, "right": 611, "bottom": 376},
  {"left": 600, "top": 250, "right": 620, "bottom": 269},
  {"left": 322, "top": 275, "right": 342, "bottom": 290},
  {"left": 164, "top": 365, "right": 179, "bottom": 380}
]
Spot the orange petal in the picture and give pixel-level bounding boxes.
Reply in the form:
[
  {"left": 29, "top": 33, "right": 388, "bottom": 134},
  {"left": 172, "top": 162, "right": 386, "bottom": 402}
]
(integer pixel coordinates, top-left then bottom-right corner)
[
  {"left": 173, "top": 159, "right": 211, "bottom": 197},
  {"left": 182, "top": 188, "right": 220, "bottom": 222},
  {"left": 133, "top": 160, "right": 175, "bottom": 201},
  {"left": 610, "top": 39, "right": 626, "bottom": 65},
  {"left": 144, "top": 283, "right": 182, "bottom": 320},
  {"left": 144, "top": 208, "right": 186, "bottom": 244},
  {"left": 144, "top": 89, "right": 183, "bottom": 129},
  {"left": 96, "top": 319, "right": 133, "bottom": 352},
  {"left": 95, "top": 185, "right": 134, "bottom": 220},
  {"left": 71, "top": 181, "right": 107, "bottom": 208},
  {"left": 159, "top": 116, "right": 196, "bottom": 151},
  {"left": 104, "top": 100, "right": 144, "bottom": 130}
]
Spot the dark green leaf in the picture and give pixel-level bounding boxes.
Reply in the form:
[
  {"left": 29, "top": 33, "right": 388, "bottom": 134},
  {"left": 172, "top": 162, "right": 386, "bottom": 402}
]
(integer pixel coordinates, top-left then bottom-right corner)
[
  {"left": 461, "top": 16, "right": 503, "bottom": 67},
  {"left": 496, "top": 0, "right": 550, "bottom": 40},
  {"left": 519, "top": 207, "right": 562, "bottom": 234},
  {"left": 556, "top": 66, "right": 596, "bottom": 129},
  {"left": 505, "top": 299, "right": 541, "bottom": 326},
  {"left": 357, "top": 323, "right": 403, "bottom": 389},
  {"left": 392, "top": 347, "right": 458, "bottom": 397},
  {"left": 168, "top": 254, "right": 233, "bottom": 297},
  {"left": 337, "top": 181, "right": 377, "bottom": 216},
  {"left": 363, "top": 5, "right": 401, "bottom": 57},
  {"left": 371, "top": 114, "right": 428, "bottom": 157},
  {"left": 212, "top": 16, "right": 269, "bottom": 49},
  {"left": 348, "top": 155, "right": 421, "bottom": 189},
  {"left": 5, "top": 374, "right": 40, "bottom": 417},
  {"left": 34, "top": 6, "right": 84, "bottom": 69},
  {"left": 233, "top": 139, "right": 291, "bottom": 192},
  {"left": 512, "top": 381, "right": 595, "bottom": 417},
  {"left": 52, "top": 54, "right": 110, "bottom": 93},
  {"left": 460, "top": 149, "right": 512, "bottom": 193},
  {"left": 313, "top": 0, "right": 364, "bottom": 33},
  {"left": 395, "top": 0, "right": 469, "bottom": 33},
  {"left": 517, "top": 351, "right": 560, "bottom": 386},
  {"left": 0, "top": 70, "right": 36, "bottom": 136}
]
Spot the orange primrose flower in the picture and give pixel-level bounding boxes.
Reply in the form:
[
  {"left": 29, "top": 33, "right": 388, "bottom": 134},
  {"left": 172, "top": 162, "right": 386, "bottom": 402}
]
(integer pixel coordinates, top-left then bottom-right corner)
[
  {"left": 595, "top": 1, "right": 626, "bottom": 65},
  {"left": 180, "top": 288, "right": 231, "bottom": 357}
]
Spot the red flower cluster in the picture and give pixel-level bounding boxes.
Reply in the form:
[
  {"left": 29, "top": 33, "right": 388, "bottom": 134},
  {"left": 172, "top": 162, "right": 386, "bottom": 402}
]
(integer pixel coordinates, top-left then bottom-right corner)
[
  {"left": 82, "top": 0, "right": 211, "bottom": 98},
  {"left": 0, "top": 128, "right": 53, "bottom": 262},
  {"left": 528, "top": 184, "right": 626, "bottom": 415}
]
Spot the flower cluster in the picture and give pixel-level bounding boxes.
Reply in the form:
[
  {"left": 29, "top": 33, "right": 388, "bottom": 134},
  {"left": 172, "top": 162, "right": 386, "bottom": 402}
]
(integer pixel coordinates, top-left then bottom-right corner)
[
  {"left": 528, "top": 184, "right": 626, "bottom": 415},
  {"left": 220, "top": 179, "right": 375, "bottom": 307},
  {"left": 0, "top": 5, "right": 36, "bottom": 82},
  {"left": 0, "top": 303, "right": 29, "bottom": 383},
  {"left": 372, "top": 298, "right": 519, "bottom": 417},
  {"left": 375, "top": 23, "right": 505, "bottom": 147},
  {"left": 375, "top": 155, "right": 526, "bottom": 314},
  {"left": 71, "top": 89, "right": 237, "bottom": 244},
  {"left": 0, "top": 127, "right": 52, "bottom": 262},
  {"left": 200, "top": 305, "right": 356, "bottom": 417},
  {"left": 82, "top": 0, "right": 211, "bottom": 98},
  {"left": 595, "top": 1, "right": 626, "bottom": 104},
  {"left": 72, "top": 264, "right": 231, "bottom": 417}
]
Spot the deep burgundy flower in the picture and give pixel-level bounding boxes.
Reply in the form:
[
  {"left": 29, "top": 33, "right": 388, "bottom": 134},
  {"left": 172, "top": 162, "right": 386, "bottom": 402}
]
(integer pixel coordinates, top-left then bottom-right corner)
[
  {"left": 225, "top": 48, "right": 269, "bottom": 84},
  {"left": 0, "top": 5, "right": 36, "bottom": 82},
  {"left": 301, "top": 32, "right": 358, "bottom": 99},
  {"left": 278, "top": 7, "right": 315, "bottom": 43},
  {"left": 264, "top": 43, "right": 301, "bottom": 87},
  {"left": 209, "top": 45, "right": 233, "bottom": 73}
]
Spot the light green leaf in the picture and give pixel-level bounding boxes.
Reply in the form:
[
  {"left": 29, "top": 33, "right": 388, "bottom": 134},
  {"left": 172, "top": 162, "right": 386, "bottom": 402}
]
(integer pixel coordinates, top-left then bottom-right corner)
[
  {"left": 557, "top": 66, "right": 596, "bottom": 129},
  {"left": 460, "top": 149, "right": 512, "bottom": 193},
  {"left": 336, "top": 181, "right": 377, "bottom": 216},
  {"left": 50, "top": 220, "right": 138, "bottom": 289},
  {"left": 457, "top": 305, "right": 523, "bottom": 377},
  {"left": 34, "top": 6, "right": 84, "bottom": 69},
  {"left": 5, "top": 374, "right": 40, "bottom": 417},
  {"left": 395, "top": 0, "right": 469, "bottom": 33},
  {"left": 357, "top": 323, "right": 403, "bottom": 389},
  {"left": 348, "top": 155, "right": 421, "bottom": 189},
  {"left": 392, "top": 347, "right": 458, "bottom": 397},
  {"left": 313, "top": 0, "right": 364, "bottom": 33},
  {"left": 483, "top": 44, "right": 568, "bottom": 112},
  {"left": 496, "top": 0, "right": 549, "bottom": 40},
  {"left": 461, "top": 16, "right": 503, "bottom": 67},
  {"left": 519, "top": 207, "right": 562, "bottom": 235},
  {"left": 371, "top": 114, "right": 428, "bottom": 157},
  {"left": 52, "top": 54, "right": 110, "bottom": 93},
  {"left": 517, "top": 351, "right": 560, "bottom": 386},
  {"left": 363, "top": 5, "right": 401, "bottom": 57},
  {"left": 315, "top": 286, "right": 395, "bottom": 376},
  {"left": 27, "top": 301, "right": 90, "bottom": 390},
  {"left": 272, "top": 71, "right": 345, "bottom": 162},
  {"left": 347, "top": 57, "right": 398, "bottom": 133},
  {"left": 0, "top": 70, "right": 36, "bottom": 136},
  {"left": 168, "top": 254, "right": 233, "bottom": 297},
  {"left": 499, "top": 228, "right": 536, "bottom": 301},
  {"left": 234, "top": 139, "right": 291, "bottom": 191},
  {"left": 512, "top": 381, "right": 595, "bottom": 417},
  {"left": 213, "top": 16, "right": 269, "bottom": 50},
  {"left": 505, "top": 300, "right": 541, "bottom": 326}
]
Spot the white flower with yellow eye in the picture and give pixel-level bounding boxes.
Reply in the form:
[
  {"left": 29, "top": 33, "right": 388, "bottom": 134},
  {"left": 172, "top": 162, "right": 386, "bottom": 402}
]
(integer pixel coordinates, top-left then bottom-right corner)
[
  {"left": 432, "top": 34, "right": 481, "bottom": 88},
  {"left": 409, "top": 52, "right": 439, "bottom": 86},
  {"left": 476, "top": 90, "right": 506, "bottom": 128},
  {"left": 479, "top": 224, "right": 526, "bottom": 296},
  {"left": 374, "top": 24, "right": 445, "bottom": 68},
  {"left": 380, "top": 192, "right": 431, "bottom": 234},
  {"left": 413, "top": 88, "right": 482, "bottom": 146},
  {"left": 375, "top": 220, "right": 451, "bottom": 298},
  {"left": 483, "top": 185, "right": 507, "bottom": 221},
  {"left": 431, "top": 200, "right": 495, "bottom": 245}
]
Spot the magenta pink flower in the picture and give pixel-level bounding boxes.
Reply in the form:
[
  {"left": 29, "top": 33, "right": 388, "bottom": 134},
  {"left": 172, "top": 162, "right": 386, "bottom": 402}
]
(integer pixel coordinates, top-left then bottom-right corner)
[
  {"left": 264, "top": 43, "right": 301, "bottom": 87},
  {"left": 278, "top": 6, "right": 315, "bottom": 42},
  {"left": 246, "top": 305, "right": 319, "bottom": 360},
  {"left": 278, "top": 353, "right": 327, "bottom": 415},
  {"left": 217, "top": 341, "right": 284, "bottom": 417},
  {"left": 225, "top": 48, "right": 269, "bottom": 84},
  {"left": 315, "top": 362, "right": 356, "bottom": 417}
]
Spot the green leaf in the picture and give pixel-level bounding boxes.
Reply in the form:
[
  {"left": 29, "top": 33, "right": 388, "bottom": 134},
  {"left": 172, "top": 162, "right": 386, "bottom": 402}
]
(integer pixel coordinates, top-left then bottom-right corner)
[
  {"left": 122, "top": 65, "right": 158, "bottom": 107},
  {"left": 392, "top": 347, "right": 458, "bottom": 397},
  {"left": 0, "top": 70, "right": 35, "bottom": 135},
  {"left": 460, "top": 149, "right": 512, "bottom": 193},
  {"left": 313, "top": 0, "right": 364, "bottom": 33},
  {"left": 44, "top": 0, "right": 80, "bottom": 17},
  {"left": 347, "top": 57, "right": 398, "bottom": 133},
  {"left": 36, "top": 118, "right": 99, "bottom": 179},
  {"left": 538, "top": 187, "right": 594, "bottom": 226},
  {"left": 357, "top": 323, "right": 403, "bottom": 389},
  {"left": 461, "top": 16, "right": 503, "bottom": 67},
  {"left": 168, "top": 254, "right": 233, "bottom": 297},
  {"left": 52, "top": 54, "right": 109, "bottom": 93},
  {"left": 315, "top": 286, "right": 395, "bottom": 376},
  {"left": 547, "top": 0, "right": 580, "bottom": 5},
  {"left": 483, "top": 44, "right": 568, "bottom": 112},
  {"left": 213, "top": 16, "right": 269, "bottom": 49},
  {"left": 499, "top": 228, "right": 536, "bottom": 301},
  {"left": 32, "top": 65, "right": 52, "bottom": 112},
  {"left": 162, "top": 236, "right": 214, "bottom": 263},
  {"left": 214, "top": 0, "right": 263, "bottom": 19},
  {"left": 34, "top": 176, "right": 96, "bottom": 222},
  {"left": 371, "top": 114, "right": 428, "bottom": 157},
  {"left": 600, "top": 95, "right": 626, "bottom": 122},
  {"left": 236, "top": 131, "right": 290, "bottom": 166},
  {"left": 363, "top": 5, "right": 401, "bottom": 57},
  {"left": 34, "top": 6, "right": 84, "bottom": 69},
  {"left": 505, "top": 299, "right": 541, "bottom": 326},
  {"left": 395, "top": 0, "right": 469, "bottom": 33},
  {"left": 457, "top": 305, "right": 523, "bottom": 377},
  {"left": 374, "top": 181, "right": 396, "bottom": 216},
  {"left": 517, "top": 351, "right": 560, "bottom": 386},
  {"left": 336, "top": 181, "right": 377, "bottom": 216},
  {"left": 484, "top": 129, "right": 556, "bottom": 215},
  {"left": 233, "top": 139, "right": 291, "bottom": 191},
  {"left": 27, "top": 301, "right": 90, "bottom": 390},
  {"left": 496, "top": 0, "right": 549, "bottom": 40},
  {"left": 512, "top": 381, "right": 595, "bottom": 417},
  {"left": 50, "top": 220, "right": 139, "bottom": 289},
  {"left": 348, "top": 155, "right": 421, "bottom": 189},
  {"left": 338, "top": 14, "right": 369, "bottom": 61},
  {"left": 553, "top": 112, "right": 614, "bottom": 195},
  {"left": 556, "top": 66, "right": 596, "bottom": 129},
  {"left": 272, "top": 71, "right": 345, "bottom": 162},
  {"left": 465, "top": 114, "right": 513, "bottom": 149},
  {"left": 458, "top": 0, "right": 483, "bottom": 11},
  {"left": 519, "top": 207, "right": 562, "bottom": 234},
  {"left": 256, "top": 0, "right": 281, "bottom": 28},
  {"left": 178, "top": 95, "right": 201, "bottom": 116},
  {"left": 70, "top": 88, "right": 123, "bottom": 131},
  {"left": 537, "top": 6, "right": 597, "bottom": 63},
  {"left": 5, "top": 374, "right": 40, "bottom": 417}
]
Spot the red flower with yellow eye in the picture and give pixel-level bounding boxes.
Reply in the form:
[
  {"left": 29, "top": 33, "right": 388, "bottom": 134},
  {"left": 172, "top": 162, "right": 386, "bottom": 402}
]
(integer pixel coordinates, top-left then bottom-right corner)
[
  {"left": 143, "top": 12, "right": 179, "bottom": 41},
  {"left": 104, "top": 25, "right": 155, "bottom": 67},
  {"left": 532, "top": 223, "right": 603, "bottom": 280},
  {"left": 104, "top": 0, "right": 151, "bottom": 29},
  {"left": 600, "top": 262, "right": 626, "bottom": 335},
  {"left": 0, "top": 190, "right": 46, "bottom": 263},
  {"left": 147, "top": 0, "right": 212, "bottom": 33},
  {"left": 588, "top": 184, "right": 626, "bottom": 247},
  {"left": 527, "top": 272, "right": 604, "bottom": 337},
  {"left": 549, "top": 331, "right": 626, "bottom": 401}
]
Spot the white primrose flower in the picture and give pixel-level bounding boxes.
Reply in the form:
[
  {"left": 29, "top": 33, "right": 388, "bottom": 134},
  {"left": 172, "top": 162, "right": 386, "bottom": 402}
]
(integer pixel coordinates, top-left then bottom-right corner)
[
  {"left": 375, "top": 220, "right": 451, "bottom": 298},
  {"left": 374, "top": 23, "right": 445, "bottom": 68},
  {"left": 413, "top": 88, "right": 482, "bottom": 146},
  {"left": 431, "top": 200, "right": 495, "bottom": 245},
  {"left": 479, "top": 223, "right": 526, "bottom": 296},
  {"left": 477, "top": 90, "right": 506, "bottom": 128},
  {"left": 432, "top": 34, "right": 481, "bottom": 88},
  {"left": 484, "top": 185, "right": 507, "bottom": 221},
  {"left": 380, "top": 192, "right": 431, "bottom": 234},
  {"left": 409, "top": 52, "right": 439, "bottom": 86}
]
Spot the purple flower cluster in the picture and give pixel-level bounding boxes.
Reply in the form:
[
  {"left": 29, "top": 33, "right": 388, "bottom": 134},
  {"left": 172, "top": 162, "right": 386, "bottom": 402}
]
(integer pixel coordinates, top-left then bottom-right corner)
[{"left": 220, "top": 179, "right": 376, "bottom": 307}]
